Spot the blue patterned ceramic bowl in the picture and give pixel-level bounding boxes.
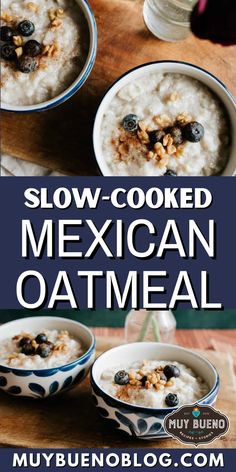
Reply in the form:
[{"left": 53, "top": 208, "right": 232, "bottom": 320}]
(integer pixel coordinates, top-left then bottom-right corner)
[
  {"left": 91, "top": 342, "right": 219, "bottom": 440},
  {"left": 0, "top": 316, "right": 95, "bottom": 398},
  {"left": 1, "top": 0, "right": 97, "bottom": 112}
]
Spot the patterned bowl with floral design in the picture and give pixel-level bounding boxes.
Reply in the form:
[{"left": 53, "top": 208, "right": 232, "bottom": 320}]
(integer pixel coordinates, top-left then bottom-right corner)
[
  {"left": 0, "top": 316, "right": 95, "bottom": 398},
  {"left": 91, "top": 342, "right": 219, "bottom": 440}
]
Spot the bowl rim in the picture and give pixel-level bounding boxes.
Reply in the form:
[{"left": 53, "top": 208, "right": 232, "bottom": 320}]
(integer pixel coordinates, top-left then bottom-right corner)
[
  {"left": 93, "top": 60, "right": 236, "bottom": 176},
  {"left": 1, "top": 0, "right": 97, "bottom": 113},
  {"left": 90, "top": 341, "right": 220, "bottom": 414},
  {"left": 0, "top": 315, "right": 96, "bottom": 373}
]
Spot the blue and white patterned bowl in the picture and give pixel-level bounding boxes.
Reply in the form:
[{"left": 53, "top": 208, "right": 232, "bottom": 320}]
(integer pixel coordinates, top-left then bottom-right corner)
[
  {"left": 0, "top": 316, "right": 96, "bottom": 398},
  {"left": 1, "top": 0, "right": 97, "bottom": 112},
  {"left": 91, "top": 342, "right": 220, "bottom": 440}
]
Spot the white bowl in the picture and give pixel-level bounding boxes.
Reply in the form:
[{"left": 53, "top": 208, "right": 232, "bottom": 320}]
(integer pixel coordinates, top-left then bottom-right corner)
[
  {"left": 0, "top": 316, "right": 96, "bottom": 398},
  {"left": 1, "top": 0, "right": 97, "bottom": 112},
  {"left": 93, "top": 61, "right": 236, "bottom": 176},
  {"left": 91, "top": 342, "right": 219, "bottom": 440}
]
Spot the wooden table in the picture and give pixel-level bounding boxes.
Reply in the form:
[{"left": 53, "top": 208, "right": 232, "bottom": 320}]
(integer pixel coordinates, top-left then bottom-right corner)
[
  {"left": 1, "top": 0, "right": 236, "bottom": 174},
  {"left": 0, "top": 328, "right": 235, "bottom": 448}
]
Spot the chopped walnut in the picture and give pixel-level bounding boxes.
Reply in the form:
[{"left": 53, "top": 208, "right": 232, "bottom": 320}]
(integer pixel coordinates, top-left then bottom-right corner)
[
  {"left": 153, "top": 114, "right": 172, "bottom": 127},
  {"left": 42, "top": 42, "right": 60, "bottom": 58},
  {"left": 54, "top": 343, "right": 67, "bottom": 352},
  {"left": 51, "top": 18, "right": 63, "bottom": 30},
  {"left": 137, "top": 129, "right": 150, "bottom": 144},
  {"left": 156, "top": 154, "right": 169, "bottom": 169},
  {"left": 15, "top": 47, "right": 23, "bottom": 58},
  {"left": 48, "top": 7, "right": 64, "bottom": 28},
  {"left": 167, "top": 144, "right": 177, "bottom": 155},
  {"left": 1, "top": 12, "right": 13, "bottom": 22},
  {"left": 26, "top": 2, "right": 39, "bottom": 13},
  {"left": 154, "top": 142, "right": 165, "bottom": 158},
  {"left": 176, "top": 112, "right": 192, "bottom": 125},
  {"left": 13, "top": 36, "right": 23, "bottom": 47},
  {"left": 163, "top": 133, "right": 173, "bottom": 147},
  {"left": 138, "top": 120, "right": 148, "bottom": 132}
]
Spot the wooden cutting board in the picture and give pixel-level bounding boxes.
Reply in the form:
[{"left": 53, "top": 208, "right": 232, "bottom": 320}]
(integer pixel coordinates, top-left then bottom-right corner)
[
  {"left": 1, "top": 0, "right": 236, "bottom": 174},
  {"left": 0, "top": 337, "right": 235, "bottom": 448}
]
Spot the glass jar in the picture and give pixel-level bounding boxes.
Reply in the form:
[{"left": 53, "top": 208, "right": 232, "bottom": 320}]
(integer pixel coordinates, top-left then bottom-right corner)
[
  {"left": 125, "top": 309, "right": 176, "bottom": 344},
  {"left": 143, "top": 0, "right": 198, "bottom": 42}
]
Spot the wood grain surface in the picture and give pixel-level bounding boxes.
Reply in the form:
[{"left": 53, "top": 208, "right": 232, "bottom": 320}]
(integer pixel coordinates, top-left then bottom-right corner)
[
  {"left": 0, "top": 334, "right": 235, "bottom": 448},
  {"left": 1, "top": 0, "right": 236, "bottom": 174}
]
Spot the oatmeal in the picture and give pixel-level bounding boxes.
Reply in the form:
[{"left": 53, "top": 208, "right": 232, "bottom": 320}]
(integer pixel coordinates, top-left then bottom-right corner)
[
  {"left": 0, "top": 329, "right": 84, "bottom": 368},
  {"left": 101, "top": 73, "right": 231, "bottom": 176},
  {"left": 100, "top": 360, "right": 209, "bottom": 408},
  {"left": 0, "top": 0, "right": 89, "bottom": 105}
]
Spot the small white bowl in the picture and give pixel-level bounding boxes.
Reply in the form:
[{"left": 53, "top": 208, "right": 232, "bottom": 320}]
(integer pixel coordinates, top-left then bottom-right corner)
[
  {"left": 93, "top": 61, "right": 236, "bottom": 176},
  {"left": 1, "top": 0, "right": 97, "bottom": 112},
  {"left": 91, "top": 342, "right": 219, "bottom": 440},
  {"left": 0, "top": 316, "right": 96, "bottom": 398}
]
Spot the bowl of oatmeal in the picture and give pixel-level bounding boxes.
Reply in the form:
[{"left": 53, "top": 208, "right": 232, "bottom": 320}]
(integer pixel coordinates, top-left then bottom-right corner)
[
  {"left": 93, "top": 61, "right": 236, "bottom": 176},
  {"left": 0, "top": 0, "right": 97, "bottom": 111},
  {"left": 0, "top": 316, "right": 95, "bottom": 398},
  {"left": 91, "top": 342, "right": 219, "bottom": 439}
]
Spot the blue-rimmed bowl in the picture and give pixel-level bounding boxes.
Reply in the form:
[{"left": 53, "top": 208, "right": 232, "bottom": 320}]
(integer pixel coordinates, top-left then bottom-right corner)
[
  {"left": 93, "top": 61, "right": 236, "bottom": 176},
  {"left": 91, "top": 342, "right": 219, "bottom": 440},
  {"left": 1, "top": 0, "right": 97, "bottom": 112},
  {"left": 0, "top": 316, "right": 95, "bottom": 398}
]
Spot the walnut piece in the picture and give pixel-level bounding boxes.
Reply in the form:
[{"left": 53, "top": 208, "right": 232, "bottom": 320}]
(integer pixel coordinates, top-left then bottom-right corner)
[
  {"left": 13, "top": 36, "right": 23, "bottom": 47},
  {"left": 15, "top": 47, "right": 23, "bottom": 58},
  {"left": 1, "top": 12, "right": 13, "bottom": 22},
  {"left": 26, "top": 2, "right": 39, "bottom": 13}
]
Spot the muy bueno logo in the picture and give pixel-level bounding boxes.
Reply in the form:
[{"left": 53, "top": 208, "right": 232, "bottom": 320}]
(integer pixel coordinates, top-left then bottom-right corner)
[{"left": 164, "top": 404, "right": 229, "bottom": 446}]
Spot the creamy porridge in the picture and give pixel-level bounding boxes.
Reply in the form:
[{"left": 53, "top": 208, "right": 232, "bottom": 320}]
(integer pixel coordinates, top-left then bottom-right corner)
[
  {"left": 0, "top": 329, "right": 84, "bottom": 368},
  {"left": 0, "top": 0, "right": 89, "bottom": 105},
  {"left": 100, "top": 360, "right": 209, "bottom": 408},
  {"left": 101, "top": 73, "right": 230, "bottom": 176}
]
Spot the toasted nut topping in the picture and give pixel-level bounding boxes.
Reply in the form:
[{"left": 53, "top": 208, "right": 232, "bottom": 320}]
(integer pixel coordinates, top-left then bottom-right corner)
[
  {"left": 15, "top": 47, "right": 23, "bottom": 58},
  {"left": 51, "top": 18, "right": 62, "bottom": 28},
  {"left": 139, "top": 120, "right": 148, "bottom": 132},
  {"left": 42, "top": 42, "right": 60, "bottom": 58},
  {"left": 13, "top": 35, "right": 23, "bottom": 46},
  {"left": 167, "top": 144, "right": 177, "bottom": 155},
  {"left": 137, "top": 129, "right": 150, "bottom": 144},
  {"left": 1, "top": 12, "right": 13, "bottom": 22},
  {"left": 153, "top": 114, "right": 172, "bottom": 127},
  {"left": 176, "top": 112, "right": 191, "bottom": 125},
  {"left": 26, "top": 2, "right": 39, "bottom": 12}
]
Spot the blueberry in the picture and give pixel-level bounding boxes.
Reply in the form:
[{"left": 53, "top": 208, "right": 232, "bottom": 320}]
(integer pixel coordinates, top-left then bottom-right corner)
[
  {"left": 163, "top": 364, "right": 180, "bottom": 379},
  {"left": 18, "top": 337, "right": 32, "bottom": 348},
  {"left": 0, "top": 26, "right": 14, "bottom": 42},
  {"left": 122, "top": 114, "right": 139, "bottom": 132},
  {"left": 164, "top": 170, "right": 177, "bottom": 176},
  {"left": 167, "top": 126, "right": 183, "bottom": 145},
  {"left": 24, "top": 40, "right": 42, "bottom": 57},
  {"left": 18, "top": 55, "right": 38, "bottom": 73},
  {"left": 165, "top": 393, "right": 179, "bottom": 407},
  {"left": 1, "top": 44, "right": 16, "bottom": 61},
  {"left": 36, "top": 343, "right": 52, "bottom": 358},
  {"left": 21, "top": 343, "right": 35, "bottom": 356},
  {"left": 18, "top": 20, "right": 35, "bottom": 37},
  {"left": 35, "top": 333, "right": 47, "bottom": 344},
  {"left": 149, "top": 129, "right": 165, "bottom": 146},
  {"left": 114, "top": 370, "right": 129, "bottom": 385},
  {"left": 183, "top": 121, "right": 205, "bottom": 143}
]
